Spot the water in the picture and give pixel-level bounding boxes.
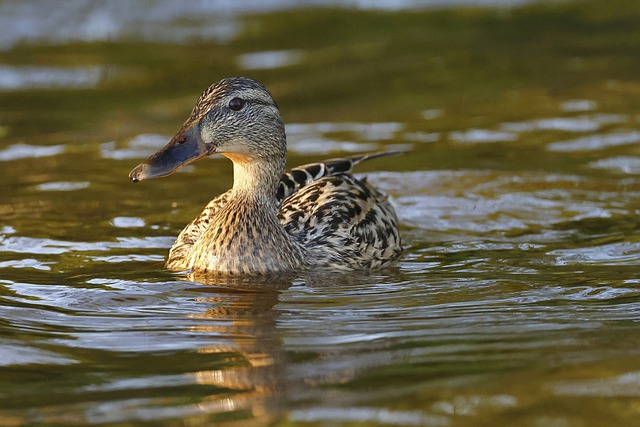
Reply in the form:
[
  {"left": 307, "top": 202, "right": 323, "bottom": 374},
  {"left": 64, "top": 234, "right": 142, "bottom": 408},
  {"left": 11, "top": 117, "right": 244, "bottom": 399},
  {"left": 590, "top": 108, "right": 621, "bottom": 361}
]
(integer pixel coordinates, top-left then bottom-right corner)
[{"left": 1, "top": 0, "right": 640, "bottom": 425}]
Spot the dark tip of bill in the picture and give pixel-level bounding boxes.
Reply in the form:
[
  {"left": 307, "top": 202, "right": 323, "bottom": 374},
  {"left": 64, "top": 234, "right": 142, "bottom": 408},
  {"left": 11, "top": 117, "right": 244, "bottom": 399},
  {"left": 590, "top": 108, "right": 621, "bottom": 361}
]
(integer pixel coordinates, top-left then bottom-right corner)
[{"left": 129, "top": 169, "right": 140, "bottom": 183}]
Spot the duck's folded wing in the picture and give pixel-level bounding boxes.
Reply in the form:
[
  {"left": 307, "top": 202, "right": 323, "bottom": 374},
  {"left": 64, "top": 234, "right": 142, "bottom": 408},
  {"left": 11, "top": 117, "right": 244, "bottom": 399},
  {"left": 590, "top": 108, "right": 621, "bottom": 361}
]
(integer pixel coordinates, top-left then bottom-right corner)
[
  {"left": 276, "top": 151, "right": 400, "bottom": 205},
  {"left": 279, "top": 175, "right": 402, "bottom": 270}
]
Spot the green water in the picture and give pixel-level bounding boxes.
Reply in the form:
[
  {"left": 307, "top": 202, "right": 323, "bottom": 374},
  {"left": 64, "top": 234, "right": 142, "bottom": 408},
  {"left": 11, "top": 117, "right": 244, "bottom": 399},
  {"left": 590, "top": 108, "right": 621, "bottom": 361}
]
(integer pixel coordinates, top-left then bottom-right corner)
[{"left": 1, "top": 1, "right": 639, "bottom": 426}]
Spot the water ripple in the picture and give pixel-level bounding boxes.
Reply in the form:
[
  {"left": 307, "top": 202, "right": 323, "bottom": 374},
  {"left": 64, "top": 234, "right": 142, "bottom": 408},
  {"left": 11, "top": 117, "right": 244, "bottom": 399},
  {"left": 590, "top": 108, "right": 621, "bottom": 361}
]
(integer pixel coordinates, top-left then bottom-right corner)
[
  {"left": 0, "top": 65, "right": 105, "bottom": 90},
  {"left": 547, "top": 131, "right": 640, "bottom": 152},
  {"left": 549, "top": 242, "right": 640, "bottom": 266},
  {"left": 502, "top": 114, "right": 625, "bottom": 133},
  {"left": 0, "top": 235, "right": 174, "bottom": 254},
  {"left": 0, "top": 143, "right": 65, "bottom": 161}
]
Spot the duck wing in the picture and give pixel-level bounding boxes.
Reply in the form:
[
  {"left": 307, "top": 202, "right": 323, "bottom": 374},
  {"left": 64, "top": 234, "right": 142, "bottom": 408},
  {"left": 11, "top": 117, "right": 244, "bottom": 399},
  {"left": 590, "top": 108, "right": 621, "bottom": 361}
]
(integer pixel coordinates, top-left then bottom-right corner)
[
  {"left": 276, "top": 151, "right": 400, "bottom": 205},
  {"left": 278, "top": 155, "right": 402, "bottom": 270}
]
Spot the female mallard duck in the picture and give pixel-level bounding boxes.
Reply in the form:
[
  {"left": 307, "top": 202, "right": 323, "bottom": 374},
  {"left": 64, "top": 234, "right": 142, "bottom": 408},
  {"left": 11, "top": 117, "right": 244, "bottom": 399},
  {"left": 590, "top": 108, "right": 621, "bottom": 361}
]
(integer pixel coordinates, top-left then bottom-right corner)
[{"left": 129, "top": 77, "right": 402, "bottom": 275}]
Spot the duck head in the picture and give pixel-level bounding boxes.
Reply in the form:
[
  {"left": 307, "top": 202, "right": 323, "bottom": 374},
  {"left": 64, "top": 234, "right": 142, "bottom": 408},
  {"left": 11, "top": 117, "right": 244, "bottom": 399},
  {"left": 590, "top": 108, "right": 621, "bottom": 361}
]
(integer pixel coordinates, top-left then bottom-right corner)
[{"left": 129, "top": 77, "right": 286, "bottom": 183}]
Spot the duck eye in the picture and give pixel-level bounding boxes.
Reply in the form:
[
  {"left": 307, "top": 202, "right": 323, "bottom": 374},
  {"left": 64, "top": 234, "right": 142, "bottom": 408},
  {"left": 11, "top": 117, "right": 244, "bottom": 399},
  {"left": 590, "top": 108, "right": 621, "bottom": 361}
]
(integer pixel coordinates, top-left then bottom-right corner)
[{"left": 228, "top": 97, "right": 245, "bottom": 111}]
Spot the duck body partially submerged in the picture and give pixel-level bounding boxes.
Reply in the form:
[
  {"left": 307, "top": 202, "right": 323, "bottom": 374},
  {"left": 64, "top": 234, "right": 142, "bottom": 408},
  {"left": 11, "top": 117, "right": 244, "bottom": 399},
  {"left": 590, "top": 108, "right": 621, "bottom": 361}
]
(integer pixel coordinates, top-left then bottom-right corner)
[{"left": 130, "top": 77, "right": 402, "bottom": 275}]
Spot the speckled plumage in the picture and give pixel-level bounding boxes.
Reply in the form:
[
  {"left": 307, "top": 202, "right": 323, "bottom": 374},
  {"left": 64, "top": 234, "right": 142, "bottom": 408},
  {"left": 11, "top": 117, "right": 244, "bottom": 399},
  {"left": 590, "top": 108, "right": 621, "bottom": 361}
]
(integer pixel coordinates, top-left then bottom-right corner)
[{"left": 130, "top": 77, "right": 402, "bottom": 275}]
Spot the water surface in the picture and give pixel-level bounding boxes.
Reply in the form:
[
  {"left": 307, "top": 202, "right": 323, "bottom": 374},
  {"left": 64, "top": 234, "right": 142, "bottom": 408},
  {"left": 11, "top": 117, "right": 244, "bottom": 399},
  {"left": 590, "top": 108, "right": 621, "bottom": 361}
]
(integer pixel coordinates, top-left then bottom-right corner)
[{"left": 1, "top": 1, "right": 639, "bottom": 426}]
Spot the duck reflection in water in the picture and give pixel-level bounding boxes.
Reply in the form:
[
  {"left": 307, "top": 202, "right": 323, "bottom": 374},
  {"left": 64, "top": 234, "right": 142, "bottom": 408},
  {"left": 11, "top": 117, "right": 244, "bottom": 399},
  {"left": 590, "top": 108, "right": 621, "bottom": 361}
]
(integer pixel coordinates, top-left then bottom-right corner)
[
  {"left": 179, "top": 273, "right": 293, "bottom": 425},
  {"left": 176, "top": 270, "right": 399, "bottom": 425}
]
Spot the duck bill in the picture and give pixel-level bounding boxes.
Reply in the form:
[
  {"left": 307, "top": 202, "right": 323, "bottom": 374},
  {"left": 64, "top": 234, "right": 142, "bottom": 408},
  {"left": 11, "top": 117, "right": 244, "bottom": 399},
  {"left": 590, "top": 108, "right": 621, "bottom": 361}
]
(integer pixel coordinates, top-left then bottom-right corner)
[{"left": 129, "top": 124, "right": 214, "bottom": 182}]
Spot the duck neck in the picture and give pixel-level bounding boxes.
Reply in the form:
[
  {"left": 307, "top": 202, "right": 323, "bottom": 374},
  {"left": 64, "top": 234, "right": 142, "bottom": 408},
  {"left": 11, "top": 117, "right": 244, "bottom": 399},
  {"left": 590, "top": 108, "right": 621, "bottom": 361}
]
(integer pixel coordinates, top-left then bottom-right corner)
[
  {"left": 227, "top": 154, "right": 285, "bottom": 211},
  {"left": 189, "top": 154, "right": 305, "bottom": 273}
]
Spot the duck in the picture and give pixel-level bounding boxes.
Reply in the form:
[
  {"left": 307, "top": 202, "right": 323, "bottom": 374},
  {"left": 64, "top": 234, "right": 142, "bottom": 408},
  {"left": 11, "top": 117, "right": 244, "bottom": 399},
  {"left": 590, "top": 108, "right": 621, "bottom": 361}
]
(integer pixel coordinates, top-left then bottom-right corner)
[{"left": 129, "top": 77, "right": 402, "bottom": 275}]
